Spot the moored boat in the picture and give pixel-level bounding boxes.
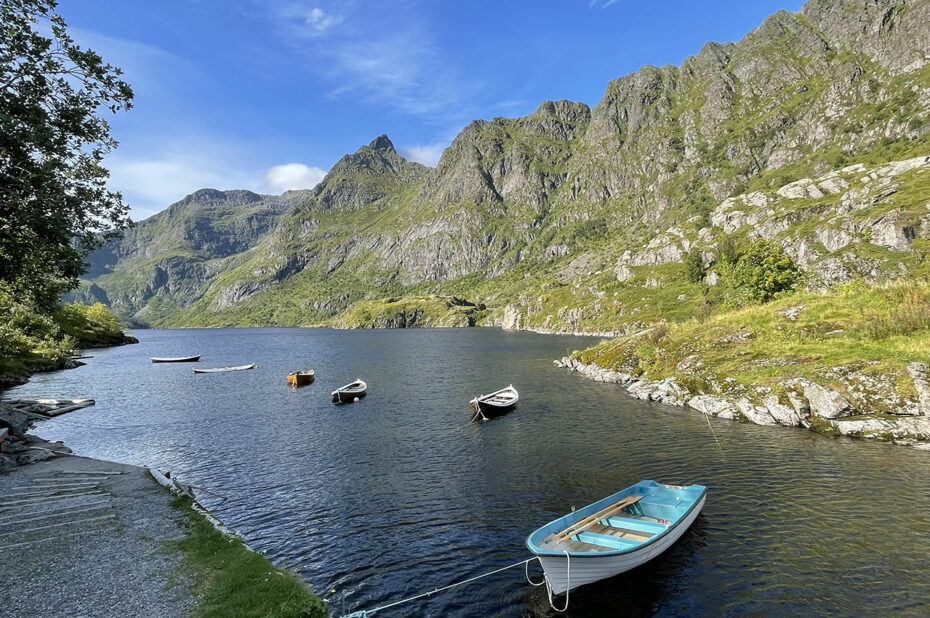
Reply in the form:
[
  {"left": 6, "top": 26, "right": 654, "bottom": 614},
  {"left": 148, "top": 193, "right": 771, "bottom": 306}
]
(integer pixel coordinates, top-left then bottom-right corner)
[
  {"left": 469, "top": 385, "right": 519, "bottom": 421},
  {"left": 526, "top": 480, "right": 706, "bottom": 606},
  {"left": 151, "top": 355, "right": 200, "bottom": 363},
  {"left": 331, "top": 379, "right": 366, "bottom": 403},
  {"left": 287, "top": 369, "right": 315, "bottom": 386},
  {"left": 193, "top": 363, "right": 256, "bottom": 373}
]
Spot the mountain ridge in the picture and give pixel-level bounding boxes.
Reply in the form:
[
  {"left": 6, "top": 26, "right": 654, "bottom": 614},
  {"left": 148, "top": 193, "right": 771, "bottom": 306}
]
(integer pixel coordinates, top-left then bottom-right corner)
[{"left": 77, "top": 0, "right": 930, "bottom": 333}]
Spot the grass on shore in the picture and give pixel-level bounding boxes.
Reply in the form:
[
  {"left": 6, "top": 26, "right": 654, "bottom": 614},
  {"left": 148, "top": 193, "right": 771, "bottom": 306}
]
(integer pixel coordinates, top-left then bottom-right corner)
[
  {"left": 170, "top": 495, "right": 327, "bottom": 618},
  {"left": 574, "top": 280, "right": 930, "bottom": 406}
]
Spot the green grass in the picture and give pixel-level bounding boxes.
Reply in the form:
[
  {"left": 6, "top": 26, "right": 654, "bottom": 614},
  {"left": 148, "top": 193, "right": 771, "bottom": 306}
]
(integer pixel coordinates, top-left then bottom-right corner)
[
  {"left": 170, "top": 495, "right": 327, "bottom": 618},
  {"left": 574, "top": 280, "right": 930, "bottom": 412}
]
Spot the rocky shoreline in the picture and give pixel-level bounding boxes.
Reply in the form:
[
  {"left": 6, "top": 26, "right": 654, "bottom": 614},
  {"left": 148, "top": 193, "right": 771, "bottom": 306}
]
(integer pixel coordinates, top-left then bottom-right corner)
[{"left": 555, "top": 356, "right": 930, "bottom": 449}]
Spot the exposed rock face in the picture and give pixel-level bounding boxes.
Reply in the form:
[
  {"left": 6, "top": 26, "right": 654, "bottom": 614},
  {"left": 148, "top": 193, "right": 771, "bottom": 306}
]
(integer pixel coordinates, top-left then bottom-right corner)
[
  {"left": 80, "top": 0, "right": 930, "bottom": 331},
  {"left": 800, "top": 380, "right": 854, "bottom": 419},
  {"left": 501, "top": 304, "right": 522, "bottom": 330},
  {"left": 908, "top": 362, "right": 930, "bottom": 416}
]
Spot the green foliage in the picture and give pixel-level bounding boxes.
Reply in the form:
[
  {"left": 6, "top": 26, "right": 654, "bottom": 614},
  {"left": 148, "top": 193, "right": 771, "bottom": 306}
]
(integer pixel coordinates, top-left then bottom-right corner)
[
  {"left": 54, "top": 302, "right": 126, "bottom": 346},
  {"left": 684, "top": 247, "right": 706, "bottom": 283},
  {"left": 0, "top": 282, "right": 67, "bottom": 372},
  {"left": 716, "top": 235, "right": 740, "bottom": 266},
  {"left": 730, "top": 240, "right": 800, "bottom": 303},
  {"left": 0, "top": 0, "right": 133, "bottom": 309}
]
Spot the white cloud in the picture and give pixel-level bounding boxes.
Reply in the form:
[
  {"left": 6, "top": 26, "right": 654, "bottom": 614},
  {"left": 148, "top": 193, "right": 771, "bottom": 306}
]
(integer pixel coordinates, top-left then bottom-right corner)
[
  {"left": 305, "top": 7, "right": 339, "bottom": 34},
  {"left": 107, "top": 153, "right": 257, "bottom": 220},
  {"left": 264, "top": 163, "right": 327, "bottom": 192},
  {"left": 400, "top": 142, "right": 446, "bottom": 167},
  {"left": 589, "top": 0, "right": 621, "bottom": 7}
]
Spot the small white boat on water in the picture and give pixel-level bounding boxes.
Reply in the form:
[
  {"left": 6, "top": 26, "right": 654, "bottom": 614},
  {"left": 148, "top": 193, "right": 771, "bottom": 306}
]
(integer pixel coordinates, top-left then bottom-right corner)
[
  {"left": 332, "top": 379, "right": 367, "bottom": 403},
  {"left": 526, "top": 480, "right": 706, "bottom": 609},
  {"left": 193, "top": 363, "right": 256, "bottom": 374},
  {"left": 469, "top": 384, "right": 519, "bottom": 421},
  {"left": 151, "top": 355, "right": 200, "bottom": 363}
]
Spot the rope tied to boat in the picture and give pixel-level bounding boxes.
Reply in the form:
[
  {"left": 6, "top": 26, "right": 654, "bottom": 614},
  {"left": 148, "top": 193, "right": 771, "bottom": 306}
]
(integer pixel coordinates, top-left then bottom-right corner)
[
  {"left": 543, "top": 551, "right": 571, "bottom": 613},
  {"left": 337, "top": 557, "right": 540, "bottom": 617}
]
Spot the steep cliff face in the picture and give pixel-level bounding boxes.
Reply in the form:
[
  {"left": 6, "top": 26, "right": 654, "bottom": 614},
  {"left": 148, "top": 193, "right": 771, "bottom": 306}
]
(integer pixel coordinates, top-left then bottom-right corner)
[
  {"left": 81, "top": 0, "right": 930, "bottom": 329},
  {"left": 79, "top": 188, "right": 304, "bottom": 323}
]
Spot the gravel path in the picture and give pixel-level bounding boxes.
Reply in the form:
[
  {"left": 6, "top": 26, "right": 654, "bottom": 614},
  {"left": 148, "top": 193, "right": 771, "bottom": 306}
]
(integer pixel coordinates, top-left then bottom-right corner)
[{"left": 0, "top": 456, "right": 196, "bottom": 618}]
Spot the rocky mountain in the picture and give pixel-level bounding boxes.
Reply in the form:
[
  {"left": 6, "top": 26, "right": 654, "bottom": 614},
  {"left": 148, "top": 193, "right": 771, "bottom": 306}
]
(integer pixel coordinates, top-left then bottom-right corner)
[{"left": 81, "top": 0, "right": 930, "bottom": 332}]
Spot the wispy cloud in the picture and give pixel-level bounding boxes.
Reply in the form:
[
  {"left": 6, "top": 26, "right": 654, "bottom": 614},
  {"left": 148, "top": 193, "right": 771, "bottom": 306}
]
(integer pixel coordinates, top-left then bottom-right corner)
[
  {"left": 255, "top": 1, "right": 470, "bottom": 121},
  {"left": 400, "top": 142, "right": 446, "bottom": 167},
  {"left": 264, "top": 163, "right": 327, "bottom": 192},
  {"left": 272, "top": 3, "right": 343, "bottom": 37},
  {"left": 589, "top": 0, "right": 622, "bottom": 7},
  {"left": 305, "top": 7, "right": 340, "bottom": 34}
]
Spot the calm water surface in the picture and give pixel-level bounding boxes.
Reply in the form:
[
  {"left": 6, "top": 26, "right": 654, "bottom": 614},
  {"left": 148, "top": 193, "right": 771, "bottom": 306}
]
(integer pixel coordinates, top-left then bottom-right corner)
[{"left": 6, "top": 328, "right": 930, "bottom": 616}]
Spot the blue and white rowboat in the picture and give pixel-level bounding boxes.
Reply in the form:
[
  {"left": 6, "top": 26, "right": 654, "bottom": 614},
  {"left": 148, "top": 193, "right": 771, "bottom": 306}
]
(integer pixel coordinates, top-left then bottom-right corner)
[{"left": 527, "top": 480, "right": 707, "bottom": 597}]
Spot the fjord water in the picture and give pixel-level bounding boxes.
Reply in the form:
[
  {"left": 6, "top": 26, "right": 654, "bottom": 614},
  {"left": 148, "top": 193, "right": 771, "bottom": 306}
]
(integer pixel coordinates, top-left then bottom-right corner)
[{"left": 8, "top": 328, "right": 930, "bottom": 617}]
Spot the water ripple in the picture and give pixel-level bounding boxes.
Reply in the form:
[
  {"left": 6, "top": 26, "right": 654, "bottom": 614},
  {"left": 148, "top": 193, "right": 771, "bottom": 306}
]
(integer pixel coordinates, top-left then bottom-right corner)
[{"left": 7, "top": 327, "right": 930, "bottom": 616}]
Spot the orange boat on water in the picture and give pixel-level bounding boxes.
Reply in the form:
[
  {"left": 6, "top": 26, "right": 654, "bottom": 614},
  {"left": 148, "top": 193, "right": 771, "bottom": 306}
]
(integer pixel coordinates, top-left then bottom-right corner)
[{"left": 287, "top": 369, "right": 315, "bottom": 387}]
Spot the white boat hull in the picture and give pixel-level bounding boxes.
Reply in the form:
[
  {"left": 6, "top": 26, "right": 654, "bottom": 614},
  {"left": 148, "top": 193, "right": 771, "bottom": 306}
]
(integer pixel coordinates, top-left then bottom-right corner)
[{"left": 537, "top": 493, "right": 705, "bottom": 594}]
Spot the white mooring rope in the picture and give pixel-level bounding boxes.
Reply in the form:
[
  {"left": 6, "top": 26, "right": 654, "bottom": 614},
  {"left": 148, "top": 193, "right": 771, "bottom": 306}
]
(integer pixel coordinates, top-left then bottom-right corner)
[{"left": 339, "top": 555, "right": 573, "bottom": 617}]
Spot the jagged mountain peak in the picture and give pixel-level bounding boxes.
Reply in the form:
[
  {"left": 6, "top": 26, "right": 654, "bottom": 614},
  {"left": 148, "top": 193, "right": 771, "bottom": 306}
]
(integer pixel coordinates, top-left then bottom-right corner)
[
  {"left": 368, "top": 134, "right": 396, "bottom": 153},
  {"left": 171, "top": 188, "right": 264, "bottom": 211}
]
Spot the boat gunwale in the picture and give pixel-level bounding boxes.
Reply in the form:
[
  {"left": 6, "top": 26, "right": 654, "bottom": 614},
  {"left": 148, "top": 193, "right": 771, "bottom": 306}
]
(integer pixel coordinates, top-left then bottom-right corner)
[
  {"left": 471, "top": 385, "right": 519, "bottom": 407},
  {"left": 331, "top": 379, "right": 367, "bottom": 396},
  {"left": 526, "top": 484, "right": 707, "bottom": 558}
]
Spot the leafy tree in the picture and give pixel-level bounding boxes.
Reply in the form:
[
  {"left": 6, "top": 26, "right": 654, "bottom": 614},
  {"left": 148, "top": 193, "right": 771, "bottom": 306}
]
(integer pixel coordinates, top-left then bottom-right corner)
[
  {"left": 685, "top": 247, "right": 706, "bottom": 283},
  {"left": 732, "top": 239, "right": 800, "bottom": 303},
  {"left": 0, "top": 0, "right": 133, "bottom": 309},
  {"left": 716, "top": 234, "right": 740, "bottom": 265}
]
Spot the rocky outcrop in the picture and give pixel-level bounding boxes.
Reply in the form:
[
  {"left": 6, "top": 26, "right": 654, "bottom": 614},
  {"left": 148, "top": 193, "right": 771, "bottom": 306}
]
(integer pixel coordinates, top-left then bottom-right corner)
[
  {"left": 0, "top": 403, "right": 73, "bottom": 471},
  {"left": 556, "top": 354, "right": 930, "bottom": 448}
]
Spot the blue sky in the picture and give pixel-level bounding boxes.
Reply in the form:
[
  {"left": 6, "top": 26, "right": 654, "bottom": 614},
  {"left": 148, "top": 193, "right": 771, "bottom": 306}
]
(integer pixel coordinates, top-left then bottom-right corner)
[{"left": 59, "top": 0, "right": 804, "bottom": 219}]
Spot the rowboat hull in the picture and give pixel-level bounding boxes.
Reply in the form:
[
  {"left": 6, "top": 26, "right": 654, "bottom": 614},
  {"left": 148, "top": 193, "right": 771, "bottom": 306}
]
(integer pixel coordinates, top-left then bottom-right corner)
[
  {"left": 527, "top": 481, "right": 706, "bottom": 595},
  {"left": 333, "top": 390, "right": 366, "bottom": 403},
  {"left": 469, "top": 385, "right": 519, "bottom": 420},
  {"left": 536, "top": 493, "right": 705, "bottom": 594},
  {"left": 471, "top": 400, "right": 516, "bottom": 418},
  {"left": 288, "top": 371, "right": 315, "bottom": 386},
  {"left": 193, "top": 363, "right": 256, "bottom": 373},
  {"left": 331, "top": 379, "right": 367, "bottom": 403},
  {"left": 151, "top": 355, "right": 200, "bottom": 363}
]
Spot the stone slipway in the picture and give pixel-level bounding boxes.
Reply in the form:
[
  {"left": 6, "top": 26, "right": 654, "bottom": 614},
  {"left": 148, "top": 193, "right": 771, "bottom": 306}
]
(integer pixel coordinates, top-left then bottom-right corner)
[{"left": 0, "top": 456, "right": 195, "bottom": 618}]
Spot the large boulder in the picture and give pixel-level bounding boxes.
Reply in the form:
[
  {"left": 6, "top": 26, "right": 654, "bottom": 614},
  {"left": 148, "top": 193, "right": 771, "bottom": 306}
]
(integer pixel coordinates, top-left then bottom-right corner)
[
  {"left": 907, "top": 362, "right": 930, "bottom": 416},
  {"left": 802, "top": 381, "right": 854, "bottom": 419},
  {"left": 687, "top": 395, "right": 739, "bottom": 420}
]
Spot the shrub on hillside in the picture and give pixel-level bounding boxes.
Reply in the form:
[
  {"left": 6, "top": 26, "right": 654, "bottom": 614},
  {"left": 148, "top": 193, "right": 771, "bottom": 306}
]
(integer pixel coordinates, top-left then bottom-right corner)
[
  {"left": 685, "top": 248, "right": 706, "bottom": 283},
  {"left": 730, "top": 240, "right": 801, "bottom": 303}
]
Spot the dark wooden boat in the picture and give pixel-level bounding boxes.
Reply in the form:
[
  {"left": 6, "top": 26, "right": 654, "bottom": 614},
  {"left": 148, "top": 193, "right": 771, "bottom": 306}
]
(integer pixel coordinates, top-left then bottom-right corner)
[
  {"left": 151, "top": 355, "right": 200, "bottom": 363},
  {"left": 332, "top": 379, "right": 367, "bottom": 403},
  {"left": 193, "top": 363, "right": 256, "bottom": 374},
  {"left": 287, "top": 369, "right": 315, "bottom": 386},
  {"left": 470, "top": 384, "right": 519, "bottom": 421}
]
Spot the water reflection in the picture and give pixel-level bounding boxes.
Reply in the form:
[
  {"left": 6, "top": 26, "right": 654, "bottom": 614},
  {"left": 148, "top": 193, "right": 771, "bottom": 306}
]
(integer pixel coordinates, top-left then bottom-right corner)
[{"left": 6, "top": 327, "right": 930, "bottom": 616}]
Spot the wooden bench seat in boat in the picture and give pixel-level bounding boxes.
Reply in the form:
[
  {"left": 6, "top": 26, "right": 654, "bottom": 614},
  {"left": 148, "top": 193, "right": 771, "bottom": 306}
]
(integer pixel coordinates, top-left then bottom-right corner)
[
  {"left": 556, "top": 538, "right": 612, "bottom": 552},
  {"left": 587, "top": 522, "right": 653, "bottom": 542},
  {"left": 604, "top": 515, "right": 667, "bottom": 534},
  {"left": 576, "top": 531, "right": 641, "bottom": 550}
]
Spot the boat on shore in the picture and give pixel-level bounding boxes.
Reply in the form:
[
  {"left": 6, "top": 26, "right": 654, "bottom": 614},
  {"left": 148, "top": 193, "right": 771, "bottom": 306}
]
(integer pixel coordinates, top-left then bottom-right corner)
[
  {"left": 331, "top": 379, "right": 366, "bottom": 403},
  {"left": 193, "top": 363, "right": 257, "bottom": 374},
  {"left": 151, "top": 355, "right": 200, "bottom": 363},
  {"left": 526, "top": 480, "right": 706, "bottom": 606},
  {"left": 287, "top": 369, "right": 315, "bottom": 386},
  {"left": 469, "top": 385, "right": 519, "bottom": 421}
]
